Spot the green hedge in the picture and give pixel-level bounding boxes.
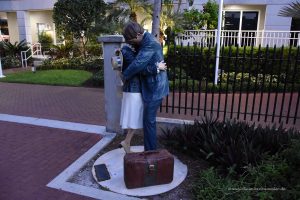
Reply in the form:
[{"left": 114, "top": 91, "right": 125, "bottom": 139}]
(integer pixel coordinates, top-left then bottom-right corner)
[
  {"left": 165, "top": 45, "right": 300, "bottom": 83},
  {"left": 169, "top": 78, "right": 298, "bottom": 93},
  {"left": 2, "top": 56, "right": 21, "bottom": 68},
  {"left": 38, "top": 56, "right": 104, "bottom": 87},
  {"left": 39, "top": 56, "right": 103, "bottom": 72}
]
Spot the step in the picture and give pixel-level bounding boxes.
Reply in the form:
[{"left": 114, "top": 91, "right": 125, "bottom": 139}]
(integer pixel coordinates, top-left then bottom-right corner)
[
  {"left": 32, "top": 55, "right": 49, "bottom": 60},
  {"left": 33, "top": 60, "right": 43, "bottom": 66}
]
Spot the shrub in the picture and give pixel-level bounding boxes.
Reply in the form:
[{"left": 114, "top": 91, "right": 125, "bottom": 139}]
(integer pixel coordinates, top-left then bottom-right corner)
[
  {"left": 192, "top": 167, "right": 252, "bottom": 200},
  {"left": 165, "top": 45, "right": 300, "bottom": 83},
  {"left": 86, "top": 43, "right": 102, "bottom": 57},
  {"left": 38, "top": 31, "right": 53, "bottom": 52},
  {"left": 245, "top": 139, "right": 300, "bottom": 200},
  {"left": 39, "top": 56, "right": 103, "bottom": 72},
  {"left": 2, "top": 55, "right": 21, "bottom": 68},
  {"left": 0, "top": 41, "right": 5, "bottom": 57},
  {"left": 159, "top": 117, "right": 300, "bottom": 174},
  {"left": 2, "top": 39, "right": 29, "bottom": 57},
  {"left": 49, "top": 42, "right": 73, "bottom": 59},
  {"left": 168, "top": 77, "right": 295, "bottom": 93},
  {"left": 192, "top": 140, "right": 300, "bottom": 200},
  {"left": 89, "top": 69, "right": 104, "bottom": 87}
]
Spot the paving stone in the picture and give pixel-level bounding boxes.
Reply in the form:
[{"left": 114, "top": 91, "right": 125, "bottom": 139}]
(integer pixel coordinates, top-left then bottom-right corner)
[{"left": 0, "top": 121, "right": 102, "bottom": 200}]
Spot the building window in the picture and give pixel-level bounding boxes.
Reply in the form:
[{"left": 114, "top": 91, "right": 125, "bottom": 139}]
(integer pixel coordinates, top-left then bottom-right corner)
[
  {"left": 37, "top": 23, "right": 51, "bottom": 36},
  {"left": 224, "top": 11, "right": 259, "bottom": 46},
  {"left": 290, "top": 18, "right": 300, "bottom": 46},
  {"left": 0, "top": 18, "right": 9, "bottom": 41},
  {"left": 224, "top": 11, "right": 258, "bottom": 31}
]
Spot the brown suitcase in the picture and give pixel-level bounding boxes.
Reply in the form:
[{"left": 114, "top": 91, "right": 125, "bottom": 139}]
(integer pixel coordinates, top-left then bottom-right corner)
[{"left": 124, "top": 149, "right": 174, "bottom": 189}]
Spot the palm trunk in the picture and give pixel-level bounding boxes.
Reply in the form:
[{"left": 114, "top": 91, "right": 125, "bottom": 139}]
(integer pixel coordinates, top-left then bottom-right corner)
[
  {"left": 130, "top": 12, "right": 137, "bottom": 22},
  {"left": 151, "top": 0, "right": 162, "bottom": 41},
  {"left": 81, "top": 36, "right": 88, "bottom": 58}
]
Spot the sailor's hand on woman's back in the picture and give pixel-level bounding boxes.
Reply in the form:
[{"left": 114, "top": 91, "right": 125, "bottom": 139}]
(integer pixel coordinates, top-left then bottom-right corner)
[{"left": 156, "top": 61, "right": 167, "bottom": 71}]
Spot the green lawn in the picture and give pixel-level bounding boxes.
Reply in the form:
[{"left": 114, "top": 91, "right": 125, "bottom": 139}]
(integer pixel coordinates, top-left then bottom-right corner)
[{"left": 0, "top": 70, "right": 93, "bottom": 86}]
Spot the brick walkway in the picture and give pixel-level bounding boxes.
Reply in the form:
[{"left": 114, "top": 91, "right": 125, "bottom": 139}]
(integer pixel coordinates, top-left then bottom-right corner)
[
  {"left": 0, "top": 83, "right": 105, "bottom": 199},
  {"left": 0, "top": 121, "right": 101, "bottom": 200},
  {"left": 0, "top": 82, "right": 298, "bottom": 199},
  {"left": 0, "top": 83, "right": 105, "bottom": 125},
  {"left": 159, "top": 92, "right": 300, "bottom": 130}
]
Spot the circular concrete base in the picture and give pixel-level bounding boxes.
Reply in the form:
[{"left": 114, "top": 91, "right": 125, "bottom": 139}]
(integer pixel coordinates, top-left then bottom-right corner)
[{"left": 92, "top": 146, "right": 188, "bottom": 196}]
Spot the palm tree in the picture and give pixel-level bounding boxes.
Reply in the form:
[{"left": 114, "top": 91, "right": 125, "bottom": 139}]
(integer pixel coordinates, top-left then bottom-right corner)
[
  {"left": 160, "top": 0, "right": 183, "bottom": 31},
  {"left": 114, "top": 0, "right": 151, "bottom": 22},
  {"left": 94, "top": 4, "right": 130, "bottom": 34},
  {"left": 3, "top": 39, "right": 28, "bottom": 57},
  {"left": 152, "top": 0, "right": 162, "bottom": 40},
  {"left": 279, "top": 1, "right": 300, "bottom": 18}
]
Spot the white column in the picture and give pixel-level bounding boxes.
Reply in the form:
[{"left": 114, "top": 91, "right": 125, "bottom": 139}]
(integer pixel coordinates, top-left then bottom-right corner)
[
  {"left": 98, "top": 35, "right": 124, "bottom": 134},
  {"left": 17, "top": 11, "right": 32, "bottom": 44}
]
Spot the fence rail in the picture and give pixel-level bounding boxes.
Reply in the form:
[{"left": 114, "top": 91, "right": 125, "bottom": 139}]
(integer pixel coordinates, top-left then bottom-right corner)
[
  {"left": 175, "top": 30, "right": 300, "bottom": 47},
  {"left": 160, "top": 41, "right": 300, "bottom": 128}
]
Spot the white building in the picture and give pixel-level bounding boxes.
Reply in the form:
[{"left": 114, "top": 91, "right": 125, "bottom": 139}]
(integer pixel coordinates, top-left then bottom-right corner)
[
  {"left": 184, "top": 0, "right": 298, "bottom": 31},
  {"left": 0, "top": 0, "right": 298, "bottom": 46},
  {"left": 0, "top": 0, "right": 57, "bottom": 44}
]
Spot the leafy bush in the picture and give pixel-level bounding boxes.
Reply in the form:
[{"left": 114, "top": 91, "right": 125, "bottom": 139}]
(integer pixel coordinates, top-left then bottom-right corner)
[
  {"left": 245, "top": 139, "right": 300, "bottom": 199},
  {"left": 192, "top": 140, "right": 300, "bottom": 200},
  {"left": 2, "top": 39, "right": 29, "bottom": 57},
  {"left": 39, "top": 56, "right": 103, "bottom": 72},
  {"left": 0, "top": 41, "right": 5, "bottom": 57},
  {"left": 86, "top": 69, "right": 104, "bottom": 87},
  {"left": 159, "top": 117, "right": 300, "bottom": 174},
  {"left": 182, "top": 8, "right": 205, "bottom": 30},
  {"left": 2, "top": 55, "right": 21, "bottom": 68},
  {"left": 192, "top": 167, "right": 252, "bottom": 200},
  {"left": 168, "top": 78, "right": 293, "bottom": 93},
  {"left": 38, "top": 31, "right": 53, "bottom": 52},
  {"left": 86, "top": 43, "right": 102, "bottom": 57},
  {"left": 165, "top": 45, "right": 300, "bottom": 83},
  {"left": 49, "top": 42, "right": 74, "bottom": 59},
  {"left": 181, "top": 0, "right": 218, "bottom": 30}
]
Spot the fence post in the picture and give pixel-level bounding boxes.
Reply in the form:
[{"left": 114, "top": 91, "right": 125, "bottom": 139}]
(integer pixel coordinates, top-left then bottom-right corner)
[
  {"left": 237, "top": 30, "right": 241, "bottom": 47},
  {"left": 214, "top": 29, "right": 218, "bottom": 45},
  {"left": 261, "top": 30, "right": 264, "bottom": 47},
  {"left": 98, "top": 35, "right": 124, "bottom": 133},
  {"left": 297, "top": 33, "right": 300, "bottom": 46}
]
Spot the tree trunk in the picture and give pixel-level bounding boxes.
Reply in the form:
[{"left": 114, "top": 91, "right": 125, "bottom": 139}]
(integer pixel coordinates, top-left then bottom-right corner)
[
  {"left": 151, "top": 0, "right": 162, "bottom": 41},
  {"left": 81, "top": 36, "right": 87, "bottom": 58}
]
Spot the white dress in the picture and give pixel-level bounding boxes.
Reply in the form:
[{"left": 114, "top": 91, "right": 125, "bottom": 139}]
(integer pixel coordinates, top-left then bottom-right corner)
[{"left": 120, "top": 92, "right": 144, "bottom": 129}]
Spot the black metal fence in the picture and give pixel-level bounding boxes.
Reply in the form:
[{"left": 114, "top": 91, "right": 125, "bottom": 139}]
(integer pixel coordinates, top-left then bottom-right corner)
[{"left": 160, "top": 41, "right": 300, "bottom": 127}]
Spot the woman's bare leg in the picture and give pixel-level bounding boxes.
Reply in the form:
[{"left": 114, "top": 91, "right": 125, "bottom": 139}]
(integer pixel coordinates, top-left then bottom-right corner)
[
  {"left": 125, "top": 129, "right": 135, "bottom": 145},
  {"left": 121, "top": 129, "right": 136, "bottom": 153}
]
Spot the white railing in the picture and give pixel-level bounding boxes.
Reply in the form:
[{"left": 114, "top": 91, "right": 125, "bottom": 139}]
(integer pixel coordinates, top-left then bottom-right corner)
[
  {"left": 21, "top": 43, "right": 42, "bottom": 68},
  {"left": 175, "top": 30, "right": 300, "bottom": 47}
]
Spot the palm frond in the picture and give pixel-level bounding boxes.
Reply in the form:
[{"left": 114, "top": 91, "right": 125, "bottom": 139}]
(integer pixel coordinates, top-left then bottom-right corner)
[{"left": 279, "top": 1, "right": 300, "bottom": 18}]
